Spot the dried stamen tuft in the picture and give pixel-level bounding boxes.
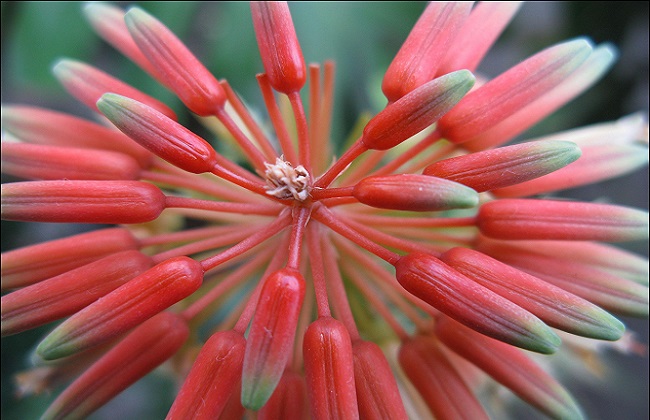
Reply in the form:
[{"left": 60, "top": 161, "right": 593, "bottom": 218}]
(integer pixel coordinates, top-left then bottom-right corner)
[{"left": 264, "top": 157, "right": 311, "bottom": 201}]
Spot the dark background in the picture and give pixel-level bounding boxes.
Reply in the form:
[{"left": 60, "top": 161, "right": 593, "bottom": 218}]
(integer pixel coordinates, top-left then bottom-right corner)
[{"left": 2, "top": 2, "right": 648, "bottom": 419}]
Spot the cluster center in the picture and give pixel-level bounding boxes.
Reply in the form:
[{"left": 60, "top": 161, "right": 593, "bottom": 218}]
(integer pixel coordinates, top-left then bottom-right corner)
[{"left": 263, "top": 157, "right": 312, "bottom": 202}]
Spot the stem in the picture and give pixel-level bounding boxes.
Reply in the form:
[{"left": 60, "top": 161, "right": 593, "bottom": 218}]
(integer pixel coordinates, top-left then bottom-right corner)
[
  {"left": 311, "top": 204, "right": 399, "bottom": 264},
  {"left": 151, "top": 224, "right": 261, "bottom": 264},
  {"left": 314, "top": 61, "right": 336, "bottom": 175},
  {"left": 214, "top": 107, "right": 268, "bottom": 172},
  {"left": 307, "top": 223, "right": 331, "bottom": 318},
  {"left": 371, "top": 129, "right": 442, "bottom": 177},
  {"left": 310, "top": 185, "right": 355, "bottom": 200},
  {"left": 199, "top": 210, "right": 291, "bottom": 272},
  {"left": 220, "top": 79, "right": 278, "bottom": 161},
  {"left": 347, "top": 214, "right": 477, "bottom": 228},
  {"left": 164, "top": 195, "right": 282, "bottom": 216},
  {"left": 308, "top": 64, "right": 321, "bottom": 173},
  {"left": 286, "top": 206, "right": 312, "bottom": 270},
  {"left": 257, "top": 73, "right": 299, "bottom": 165},
  {"left": 314, "top": 139, "right": 368, "bottom": 188},
  {"left": 322, "top": 236, "right": 360, "bottom": 340},
  {"left": 232, "top": 235, "right": 290, "bottom": 334},
  {"left": 288, "top": 91, "right": 311, "bottom": 173},
  {"left": 181, "top": 247, "right": 274, "bottom": 321},
  {"left": 140, "top": 224, "right": 246, "bottom": 248}
]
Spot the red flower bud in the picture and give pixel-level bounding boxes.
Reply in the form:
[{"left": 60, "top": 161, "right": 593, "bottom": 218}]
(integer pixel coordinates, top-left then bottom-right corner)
[
  {"left": 352, "top": 340, "right": 408, "bottom": 420},
  {"left": 423, "top": 140, "right": 581, "bottom": 192},
  {"left": 303, "top": 317, "right": 359, "bottom": 420},
  {"left": 41, "top": 312, "right": 188, "bottom": 420},
  {"left": 1, "top": 142, "right": 142, "bottom": 181},
  {"left": 1, "top": 227, "right": 139, "bottom": 290},
  {"left": 241, "top": 269, "right": 306, "bottom": 410},
  {"left": 36, "top": 256, "right": 203, "bottom": 360},
  {"left": 124, "top": 7, "right": 226, "bottom": 115},
  {"left": 363, "top": 70, "right": 475, "bottom": 150},
  {"left": 398, "top": 334, "right": 489, "bottom": 420},
  {"left": 394, "top": 252, "right": 561, "bottom": 354},
  {"left": 1, "top": 180, "right": 167, "bottom": 224},
  {"left": 353, "top": 174, "right": 478, "bottom": 211},
  {"left": 166, "top": 330, "right": 246, "bottom": 420},
  {"left": 98, "top": 93, "right": 219, "bottom": 174},
  {"left": 1, "top": 105, "right": 152, "bottom": 167},
  {"left": 477, "top": 199, "right": 649, "bottom": 242},
  {"left": 435, "top": 317, "right": 584, "bottom": 420},
  {"left": 251, "top": 1, "right": 306, "bottom": 94},
  {"left": 52, "top": 59, "right": 177, "bottom": 120},
  {"left": 2, "top": 250, "right": 153, "bottom": 336},
  {"left": 258, "top": 370, "right": 309, "bottom": 420}
]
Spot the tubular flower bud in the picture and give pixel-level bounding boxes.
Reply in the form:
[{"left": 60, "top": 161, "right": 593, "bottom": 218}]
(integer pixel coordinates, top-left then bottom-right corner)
[
  {"left": 98, "top": 93, "right": 219, "bottom": 174},
  {"left": 1, "top": 250, "right": 154, "bottom": 336},
  {"left": 1, "top": 105, "right": 152, "bottom": 167},
  {"left": 35, "top": 256, "right": 203, "bottom": 360},
  {"left": 487, "top": 251, "right": 649, "bottom": 318},
  {"left": 124, "top": 7, "right": 226, "bottom": 115},
  {"left": 258, "top": 370, "right": 309, "bottom": 420},
  {"left": 41, "top": 312, "right": 188, "bottom": 420},
  {"left": 477, "top": 237, "right": 649, "bottom": 285},
  {"left": 352, "top": 340, "right": 408, "bottom": 420},
  {"left": 52, "top": 59, "right": 177, "bottom": 120},
  {"left": 363, "top": 70, "right": 475, "bottom": 150},
  {"left": 166, "top": 330, "right": 246, "bottom": 420},
  {"left": 0, "top": 142, "right": 142, "bottom": 181},
  {"left": 303, "top": 317, "right": 359, "bottom": 420},
  {"left": 477, "top": 199, "right": 649, "bottom": 242},
  {"left": 1, "top": 180, "right": 167, "bottom": 224},
  {"left": 423, "top": 140, "right": 582, "bottom": 192},
  {"left": 494, "top": 142, "right": 649, "bottom": 197},
  {"left": 251, "top": 1, "right": 306, "bottom": 94},
  {"left": 352, "top": 174, "right": 478, "bottom": 211},
  {"left": 441, "top": 247, "right": 625, "bottom": 341},
  {"left": 241, "top": 269, "right": 306, "bottom": 410},
  {"left": 381, "top": 2, "right": 472, "bottom": 102},
  {"left": 462, "top": 44, "right": 617, "bottom": 152},
  {"left": 398, "top": 334, "right": 489, "bottom": 420},
  {"left": 394, "top": 252, "right": 561, "bottom": 354},
  {"left": 435, "top": 317, "right": 584, "bottom": 420},
  {"left": 1, "top": 228, "right": 139, "bottom": 290},
  {"left": 438, "top": 39, "right": 593, "bottom": 144},
  {"left": 82, "top": 2, "right": 160, "bottom": 77},
  {"left": 438, "top": 2, "right": 523, "bottom": 75}
]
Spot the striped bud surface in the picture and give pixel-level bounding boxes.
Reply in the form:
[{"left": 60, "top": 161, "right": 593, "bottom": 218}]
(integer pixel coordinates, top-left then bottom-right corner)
[
  {"left": 166, "top": 330, "right": 246, "bottom": 420},
  {"left": 1, "top": 142, "right": 142, "bottom": 181},
  {"left": 1, "top": 228, "right": 139, "bottom": 290},
  {"left": 1, "top": 180, "right": 166, "bottom": 224},
  {"left": 303, "top": 317, "right": 359, "bottom": 420},
  {"left": 98, "top": 93, "right": 219, "bottom": 174},
  {"left": 435, "top": 317, "right": 584, "bottom": 420},
  {"left": 1, "top": 105, "right": 152, "bottom": 167},
  {"left": 52, "top": 59, "right": 177, "bottom": 120},
  {"left": 251, "top": 1, "right": 306, "bottom": 94},
  {"left": 441, "top": 247, "right": 625, "bottom": 340},
  {"left": 125, "top": 7, "right": 226, "bottom": 115},
  {"left": 477, "top": 199, "right": 649, "bottom": 242},
  {"left": 36, "top": 256, "right": 203, "bottom": 360},
  {"left": 352, "top": 340, "right": 408, "bottom": 420},
  {"left": 353, "top": 174, "right": 478, "bottom": 211},
  {"left": 438, "top": 39, "right": 592, "bottom": 143},
  {"left": 423, "top": 140, "right": 581, "bottom": 192},
  {"left": 362, "top": 70, "right": 475, "bottom": 150},
  {"left": 1, "top": 250, "right": 153, "bottom": 336},
  {"left": 41, "top": 312, "right": 188, "bottom": 420},
  {"left": 241, "top": 269, "right": 306, "bottom": 410},
  {"left": 398, "top": 334, "right": 489, "bottom": 420},
  {"left": 394, "top": 252, "right": 561, "bottom": 354}
]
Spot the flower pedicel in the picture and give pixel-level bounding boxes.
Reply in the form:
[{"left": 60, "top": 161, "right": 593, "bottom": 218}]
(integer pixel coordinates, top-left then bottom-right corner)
[{"left": 1, "top": 2, "right": 648, "bottom": 419}]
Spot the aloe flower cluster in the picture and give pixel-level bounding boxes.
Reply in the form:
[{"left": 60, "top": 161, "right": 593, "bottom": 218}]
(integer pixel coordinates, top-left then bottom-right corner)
[{"left": 2, "top": 2, "right": 649, "bottom": 419}]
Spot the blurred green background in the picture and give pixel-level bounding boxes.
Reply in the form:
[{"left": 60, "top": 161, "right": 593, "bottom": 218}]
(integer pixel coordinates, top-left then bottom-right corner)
[{"left": 1, "top": 2, "right": 648, "bottom": 419}]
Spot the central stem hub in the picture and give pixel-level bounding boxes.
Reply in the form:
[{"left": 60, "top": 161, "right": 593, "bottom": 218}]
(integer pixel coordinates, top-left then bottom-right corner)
[{"left": 264, "top": 157, "right": 312, "bottom": 202}]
